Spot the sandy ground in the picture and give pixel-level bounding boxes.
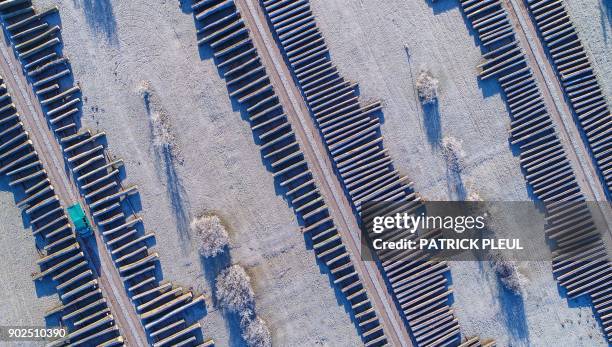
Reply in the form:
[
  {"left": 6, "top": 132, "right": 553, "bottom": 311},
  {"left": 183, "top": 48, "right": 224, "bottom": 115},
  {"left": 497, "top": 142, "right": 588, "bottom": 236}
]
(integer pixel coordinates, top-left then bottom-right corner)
[
  {"left": 0, "top": 181, "right": 50, "bottom": 347},
  {"left": 308, "top": 0, "right": 607, "bottom": 345},
  {"left": 564, "top": 0, "right": 612, "bottom": 102},
  {"left": 21, "top": 0, "right": 363, "bottom": 345}
]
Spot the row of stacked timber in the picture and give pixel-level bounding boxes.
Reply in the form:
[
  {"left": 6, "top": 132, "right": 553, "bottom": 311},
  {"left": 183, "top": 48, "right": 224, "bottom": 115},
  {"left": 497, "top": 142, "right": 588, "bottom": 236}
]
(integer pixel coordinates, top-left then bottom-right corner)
[
  {"left": 258, "top": 0, "right": 462, "bottom": 345},
  {"left": 191, "top": 0, "right": 388, "bottom": 345},
  {"left": 0, "top": 74, "right": 125, "bottom": 346},
  {"left": 0, "top": 1, "right": 213, "bottom": 346},
  {"left": 525, "top": 0, "right": 611, "bottom": 195},
  {"left": 458, "top": 0, "right": 612, "bottom": 343},
  {"left": 457, "top": 336, "right": 496, "bottom": 347}
]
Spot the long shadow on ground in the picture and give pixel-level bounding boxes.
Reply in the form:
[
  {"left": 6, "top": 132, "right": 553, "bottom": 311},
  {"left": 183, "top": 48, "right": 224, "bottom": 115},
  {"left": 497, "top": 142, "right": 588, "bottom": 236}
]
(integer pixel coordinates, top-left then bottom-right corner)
[
  {"left": 161, "top": 144, "right": 192, "bottom": 251},
  {"left": 72, "top": 0, "right": 118, "bottom": 45},
  {"left": 142, "top": 91, "right": 192, "bottom": 253},
  {"left": 423, "top": 100, "right": 442, "bottom": 147},
  {"left": 497, "top": 281, "right": 530, "bottom": 345},
  {"left": 601, "top": 0, "right": 611, "bottom": 43}
]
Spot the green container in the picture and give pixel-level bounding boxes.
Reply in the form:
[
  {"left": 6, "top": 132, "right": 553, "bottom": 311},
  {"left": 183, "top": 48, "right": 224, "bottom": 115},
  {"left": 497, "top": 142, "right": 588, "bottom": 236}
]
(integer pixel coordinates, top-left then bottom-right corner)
[{"left": 67, "top": 202, "right": 93, "bottom": 237}]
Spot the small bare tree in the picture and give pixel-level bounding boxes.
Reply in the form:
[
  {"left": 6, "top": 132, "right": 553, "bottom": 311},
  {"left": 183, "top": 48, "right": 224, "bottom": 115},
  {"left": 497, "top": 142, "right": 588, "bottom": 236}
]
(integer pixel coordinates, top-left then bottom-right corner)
[
  {"left": 217, "top": 266, "right": 272, "bottom": 346},
  {"left": 466, "top": 189, "right": 482, "bottom": 202},
  {"left": 215, "top": 265, "right": 254, "bottom": 312},
  {"left": 490, "top": 253, "right": 524, "bottom": 294},
  {"left": 241, "top": 315, "right": 272, "bottom": 347},
  {"left": 416, "top": 69, "right": 439, "bottom": 104},
  {"left": 441, "top": 136, "right": 465, "bottom": 173},
  {"left": 191, "top": 214, "right": 229, "bottom": 258}
]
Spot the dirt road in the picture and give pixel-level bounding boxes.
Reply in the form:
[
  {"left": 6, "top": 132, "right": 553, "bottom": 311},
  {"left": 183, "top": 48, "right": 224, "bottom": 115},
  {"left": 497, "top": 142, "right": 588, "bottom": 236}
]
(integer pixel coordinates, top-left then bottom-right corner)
[{"left": 0, "top": 33, "right": 149, "bottom": 347}]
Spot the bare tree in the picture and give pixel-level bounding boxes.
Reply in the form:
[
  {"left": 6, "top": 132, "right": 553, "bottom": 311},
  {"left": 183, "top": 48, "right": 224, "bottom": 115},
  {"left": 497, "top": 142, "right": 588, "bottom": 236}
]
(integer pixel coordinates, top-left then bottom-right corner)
[
  {"left": 416, "top": 69, "right": 439, "bottom": 104},
  {"left": 466, "top": 186, "right": 482, "bottom": 202},
  {"left": 441, "top": 136, "right": 465, "bottom": 173},
  {"left": 191, "top": 214, "right": 230, "bottom": 258},
  {"left": 490, "top": 253, "right": 524, "bottom": 294},
  {"left": 241, "top": 315, "right": 272, "bottom": 347},
  {"left": 217, "top": 265, "right": 272, "bottom": 346},
  {"left": 215, "top": 265, "right": 254, "bottom": 312}
]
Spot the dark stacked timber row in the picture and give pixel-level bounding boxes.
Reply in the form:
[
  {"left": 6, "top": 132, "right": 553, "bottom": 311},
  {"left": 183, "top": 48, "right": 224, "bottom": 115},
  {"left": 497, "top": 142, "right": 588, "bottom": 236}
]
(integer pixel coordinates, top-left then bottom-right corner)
[
  {"left": 0, "top": 74, "right": 125, "bottom": 346},
  {"left": 0, "top": 1, "right": 212, "bottom": 346},
  {"left": 191, "top": 0, "right": 387, "bottom": 345},
  {"left": 259, "top": 0, "right": 462, "bottom": 345},
  {"left": 458, "top": 0, "right": 612, "bottom": 343},
  {"left": 525, "top": 0, "right": 611, "bottom": 195}
]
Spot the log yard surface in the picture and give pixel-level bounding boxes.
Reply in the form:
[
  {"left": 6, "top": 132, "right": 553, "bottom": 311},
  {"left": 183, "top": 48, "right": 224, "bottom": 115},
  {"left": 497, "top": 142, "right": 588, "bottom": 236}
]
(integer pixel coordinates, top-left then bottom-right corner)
[{"left": 0, "top": 0, "right": 610, "bottom": 346}]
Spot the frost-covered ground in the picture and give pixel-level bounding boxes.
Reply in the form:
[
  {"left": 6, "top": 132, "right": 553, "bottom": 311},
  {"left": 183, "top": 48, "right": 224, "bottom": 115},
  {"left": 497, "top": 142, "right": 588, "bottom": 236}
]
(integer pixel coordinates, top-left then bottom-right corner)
[
  {"left": 10, "top": 0, "right": 363, "bottom": 345},
  {"left": 309, "top": 0, "right": 606, "bottom": 345}
]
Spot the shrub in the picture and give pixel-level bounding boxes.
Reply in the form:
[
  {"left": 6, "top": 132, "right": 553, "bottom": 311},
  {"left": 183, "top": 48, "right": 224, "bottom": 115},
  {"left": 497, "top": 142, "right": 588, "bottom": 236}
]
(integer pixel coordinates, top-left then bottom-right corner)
[
  {"left": 416, "top": 69, "right": 439, "bottom": 104},
  {"left": 191, "top": 214, "right": 229, "bottom": 258},
  {"left": 441, "top": 136, "right": 465, "bottom": 173},
  {"left": 490, "top": 253, "right": 524, "bottom": 294},
  {"left": 241, "top": 316, "right": 272, "bottom": 347},
  {"left": 215, "top": 265, "right": 254, "bottom": 312}
]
